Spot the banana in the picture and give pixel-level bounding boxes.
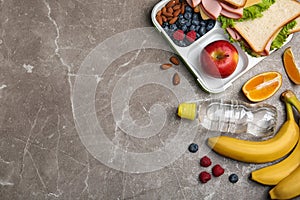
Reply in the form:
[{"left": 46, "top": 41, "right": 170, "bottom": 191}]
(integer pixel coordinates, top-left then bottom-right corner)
[
  {"left": 207, "top": 101, "right": 299, "bottom": 163},
  {"left": 269, "top": 166, "right": 300, "bottom": 199},
  {"left": 251, "top": 127, "right": 300, "bottom": 185},
  {"left": 251, "top": 90, "right": 300, "bottom": 185}
]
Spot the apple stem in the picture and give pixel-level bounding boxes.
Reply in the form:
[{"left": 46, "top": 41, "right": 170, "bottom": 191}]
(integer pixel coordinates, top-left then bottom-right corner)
[{"left": 216, "top": 54, "right": 230, "bottom": 59}]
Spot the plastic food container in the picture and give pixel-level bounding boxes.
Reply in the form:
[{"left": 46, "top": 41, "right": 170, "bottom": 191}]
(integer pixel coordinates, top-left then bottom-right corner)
[{"left": 151, "top": 0, "right": 293, "bottom": 93}]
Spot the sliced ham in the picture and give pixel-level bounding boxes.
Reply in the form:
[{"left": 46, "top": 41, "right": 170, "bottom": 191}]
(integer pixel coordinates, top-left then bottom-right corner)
[
  {"left": 219, "top": 2, "right": 243, "bottom": 18},
  {"left": 201, "top": 0, "right": 222, "bottom": 20},
  {"left": 186, "top": 0, "right": 201, "bottom": 8},
  {"left": 225, "top": 27, "right": 269, "bottom": 56},
  {"left": 226, "top": 27, "right": 241, "bottom": 40},
  {"left": 199, "top": 3, "right": 215, "bottom": 19},
  {"left": 221, "top": 9, "right": 242, "bottom": 19}
]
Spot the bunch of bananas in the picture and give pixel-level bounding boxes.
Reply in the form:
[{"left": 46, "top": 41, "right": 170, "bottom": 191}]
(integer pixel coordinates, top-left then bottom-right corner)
[{"left": 207, "top": 90, "right": 300, "bottom": 199}]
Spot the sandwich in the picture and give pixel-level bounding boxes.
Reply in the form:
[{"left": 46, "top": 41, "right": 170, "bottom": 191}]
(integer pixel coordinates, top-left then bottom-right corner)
[{"left": 218, "top": 0, "right": 300, "bottom": 56}]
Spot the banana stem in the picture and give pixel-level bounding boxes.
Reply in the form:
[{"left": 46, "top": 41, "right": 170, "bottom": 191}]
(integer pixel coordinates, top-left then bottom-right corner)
[
  {"left": 282, "top": 90, "right": 300, "bottom": 114},
  {"left": 286, "top": 102, "right": 295, "bottom": 121}
]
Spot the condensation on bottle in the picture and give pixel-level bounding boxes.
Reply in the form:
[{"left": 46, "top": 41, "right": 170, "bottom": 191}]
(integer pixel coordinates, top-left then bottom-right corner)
[{"left": 177, "top": 99, "right": 278, "bottom": 137}]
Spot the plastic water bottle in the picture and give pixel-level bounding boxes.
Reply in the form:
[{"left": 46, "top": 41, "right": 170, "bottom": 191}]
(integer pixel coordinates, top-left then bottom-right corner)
[{"left": 177, "top": 99, "right": 278, "bottom": 137}]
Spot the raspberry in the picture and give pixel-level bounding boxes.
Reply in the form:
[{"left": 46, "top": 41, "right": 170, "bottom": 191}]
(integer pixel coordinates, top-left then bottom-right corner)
[
  {"left": 212, "top": 164, "right": 225, "bottom": 177},
  {"left": 186, "top": 30, "right": 196, "bottom": 43},
  {"left": 200, "top": 156, "right": 212, "bottom": 167},
  {"left": 199, "top": 171, "right": 211, "bottom": 183},
  {"left": 173, "top": 30, "right": 185, "bottom": 41}
]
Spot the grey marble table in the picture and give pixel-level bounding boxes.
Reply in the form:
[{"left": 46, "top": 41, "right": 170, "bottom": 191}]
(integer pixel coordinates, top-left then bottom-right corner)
[{"left": 1, "top": 0, "right": 300, "bottom": 199}]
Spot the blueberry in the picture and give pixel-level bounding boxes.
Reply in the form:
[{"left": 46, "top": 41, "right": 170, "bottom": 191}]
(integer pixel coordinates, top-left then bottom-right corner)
[
  {"left": 195, "top": 25, "right": 201, "bottom": 32},
  {"left": 192, "top": 20, "right": 200, "bottom": 26},
  {"left": 185, "top": 6, "right": 193, "bottom": 13},
  {"left": 189, "top": 25, "right": 196, "bottom": 31},
  {"left": 178, "top": 14, "right": 184, "bottom": 19},
  {"left": 206, "top": 20, "right": 215, "bottom": 31},
  {"left": 229, "top": 174, "right": 239, "bottom": 183},
  {"left": 162, "top": 22, "right": 169, "bottom": 28},
  {"left": 200, "top": 21, "right": 207, "bottom": 27},
  {"left": 192, "top": 14, "right": 199, "bottom": 21},
  {"left": 178, "top": 18, "right": 186, "bottom": 26},
  {"left": 169, "top": 24, "right": 178, "bottom": 31},
  {"left": 184, "top": 12, "right": 192, "bottom": 20},
  {"left": 196, "top": 33, "right": 201, "bottom": 39},
  {"left": 198, "top": 26, "right": 206, "bottom": 36},
  {"left": 181, "top": 24, "right": 188, "bottom": 32},
  {"left": 186, "top": 19, "right": 192, "bottom": 27},
  {"left": 188, "top": 143, "right": 198, "bottom": 153}
]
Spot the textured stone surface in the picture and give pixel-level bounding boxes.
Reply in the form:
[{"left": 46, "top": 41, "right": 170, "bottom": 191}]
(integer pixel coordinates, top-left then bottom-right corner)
[{"left": 1, "top": 0, "right": 300, "bottom": 199}]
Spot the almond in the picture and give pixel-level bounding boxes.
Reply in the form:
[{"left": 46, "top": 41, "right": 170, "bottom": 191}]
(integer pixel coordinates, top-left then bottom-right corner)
[
  {"left": 161, "top": 63, "right": 172, "bottom": 70},
  {"left": 194, "top": 5, "right": 200, "bottom": 13},
  {"left": 169, "top": 17, "right": 178, "bottom": 25},
  {"left": 167, "top": 7, "right": 174, "bottom": 14},
  {"left": 173, "top": 4, "right": 181, "bottom": 10},
  {"left": 173, "top": 9, "right": 181, "bottom": 17},
  {"left": 162, "top": 15, "right": 167, "bottom": 22},
  {"left": 156, "top": 15, "right": 163, "bottom": 26},
  {"left": 163, "top": 11, "right": 173, "bottom": 17},
  {"left": 173, "top": 73, "right": 180, "bottom": 85},
  {"left": 181, "top": 4, "right": 185, "bottom": 14},
  {"left": 162, "top": 6, "right": 167, "bottom": 13},
  {"left": 166, "top": 0, "right": 176, "bottom": 8},
  {"left": 157, "top": 10, "right": 162, "bottom": 16},
  {"left": 170, "top": 56, "right": 180, "bottom": 65}
]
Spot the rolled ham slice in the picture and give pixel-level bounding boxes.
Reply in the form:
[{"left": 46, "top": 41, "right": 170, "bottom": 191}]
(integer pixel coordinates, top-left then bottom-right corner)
[
  {"left": 220, "top": 2, "right": 243, "bottom": 18},
  {"left": 221, "top": 9, "right": 243, "bottom": 19},
  {"left": 186, "top": 0, "right": 201, "bottom": 8},
  {"left": 201, "top": 0, "right": 222, "bottom": 20},
  {"left": 226, "top": 27, "right": 242, "bottom": 40}
]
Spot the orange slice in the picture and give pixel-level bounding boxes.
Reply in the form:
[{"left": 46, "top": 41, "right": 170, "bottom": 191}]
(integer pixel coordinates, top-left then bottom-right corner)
[
  {"left": 283, "top": 47, "right": 300, "bottom": 85},
  {"left": 242, "top": 71, "right": 282, "bottom": 102}
]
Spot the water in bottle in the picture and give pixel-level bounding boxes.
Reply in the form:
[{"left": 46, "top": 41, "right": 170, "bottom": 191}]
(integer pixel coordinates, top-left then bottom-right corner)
[{"left": 177, "top": 99, "right": 277, "bottom": 137}]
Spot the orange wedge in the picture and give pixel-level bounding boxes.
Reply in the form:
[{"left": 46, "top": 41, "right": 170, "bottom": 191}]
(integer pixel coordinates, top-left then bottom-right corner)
[
  {"left": 242, "top": 71, "right": 282, "bottom": 102},
  {"left": 283, "top": 47, "right": 300, "bottom": 85}
]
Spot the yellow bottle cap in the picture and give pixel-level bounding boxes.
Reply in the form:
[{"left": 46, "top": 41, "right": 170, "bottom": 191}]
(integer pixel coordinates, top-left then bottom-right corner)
[{"left": 177, "top": 103, "right": 197, "bottom": 120}]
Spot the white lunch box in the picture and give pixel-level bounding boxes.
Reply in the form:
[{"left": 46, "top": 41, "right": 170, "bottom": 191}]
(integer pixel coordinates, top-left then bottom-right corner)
[{"left": 151, "top": 0, "right": 293, "bottom": 93}]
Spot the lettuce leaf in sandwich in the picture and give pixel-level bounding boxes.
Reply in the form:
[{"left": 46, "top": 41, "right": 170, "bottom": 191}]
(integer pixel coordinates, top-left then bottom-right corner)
[{"left": 218, "top": 0, "right": 297, "bottom": 56}]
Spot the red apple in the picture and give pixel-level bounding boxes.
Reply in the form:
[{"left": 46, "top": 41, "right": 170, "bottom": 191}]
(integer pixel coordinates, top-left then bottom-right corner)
[{"left": 200, "top": 40, "right": 239, "bottom": 78}]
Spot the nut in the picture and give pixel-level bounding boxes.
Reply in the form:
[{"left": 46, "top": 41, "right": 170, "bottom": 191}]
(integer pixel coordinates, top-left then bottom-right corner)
[
  {"left": 156, "top": 15, "right": 163, "bottom": 26},
  {"left": 173, "top": 4, "right": 181, "bottom": 10},
  {"left": 173, "top": 73, "right": 180, "bottom": 85},
  {"left": 194, "top": 5, "right": 200, "bottom": 13},
  {"left": 173, "top": 9, "right": 181, "bottom": 17},
  {"left": 181, "top": 4, "right": 185, "bottom": 14},
  {"left": 166, "top": 0, "right": 176, "bottom": 8},
  {"left": 157, "top": 10, "right": 162, "bottom": 16},
  {"left": 162, "top": 6, "right": 167, "bottom": 13},
  {"left": 161, "top": 63, "right": 172, "bottom": 70},
  {"left": 169, "top": 17, "right": 178, "bottom": 25},
  {"left": 170, "top": 56, "right": 180, "bottom": 65},
  {"left": 162, "top": 11, "right": 173, "bottom": 17},
  {"left": 167, "top": 7, "right": 173, "bottom": 14},
  {"left": 162, "top": 15, "right": 167, "bottom": 22}
]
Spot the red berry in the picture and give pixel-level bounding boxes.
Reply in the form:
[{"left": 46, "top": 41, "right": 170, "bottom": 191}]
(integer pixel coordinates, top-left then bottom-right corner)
[
  {"left": 212, "top": 164, "right": 225, "bottom": 177},
  {"left": 199, "top": 171, "right": 211, "bottom": 183},
  {"left": 186, "top": 30, "right": 196, "bottom": 43},
  {"left": 173, "top": 30, "right": 185, "bottom": 41},
  {"left": 200, "top": 156, "right": 212, "bottom": 167}
]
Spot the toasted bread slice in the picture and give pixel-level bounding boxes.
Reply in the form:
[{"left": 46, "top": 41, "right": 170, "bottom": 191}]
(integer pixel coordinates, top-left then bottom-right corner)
[
  {"left": 234, "top": 0, "right": 300, "bottom": 53},
  {"left": 289, "top": 16, "right": 300, "bottom": 34},
  {"left": 219, "top": 0, "right": 246, "bottom": 8}
]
